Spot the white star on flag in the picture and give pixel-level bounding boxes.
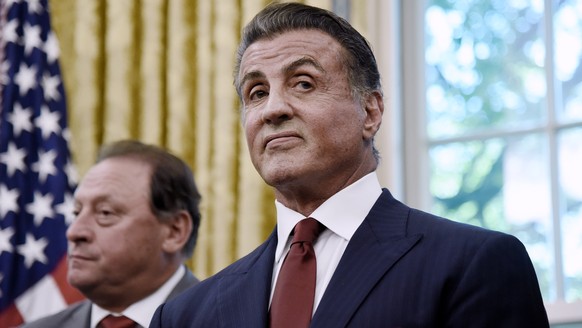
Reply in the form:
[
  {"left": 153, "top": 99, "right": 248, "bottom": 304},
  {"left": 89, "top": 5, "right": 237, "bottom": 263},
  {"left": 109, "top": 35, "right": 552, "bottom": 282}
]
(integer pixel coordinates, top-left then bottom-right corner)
[
  {"left": 8, "top": 103, "right": 34, "bottom": 137},
  {"left": 14, "top": 62, "right": 37, "bottom": 95},
  {"left": 35, "top": 105, "right": 61, "bottom": 139},
  {"left": 63, "top": 159, "right": 78, "bottom": 187},
  {"left": 28, "top": 0, "right": 44, "bottom": 14},
  {"left": 16, "top": 234, "right": 49, "bottom": 268},
  {"left": 0, "top": 226, "right": 15, "bottom": 255},
  {"left": 0, "top": 142, "right": 27, "bottom": 176},
  {"left": 31, "top": 149, "right": 57, "bottom": 183},
  {"left": 42, "top": 72, "right": 61, "bottom": 101},
  {"left": 44, "top": 32, "right": 60, "bottom": 64},
  {"left": 3, "top": 18, "right": 20, "bottom": 44},
  {"left": 23, "top": 22, "right": 42, "bottom": 55},
  {"left": 25, "top": 191, "right": 55, "bottom": 227},
  {"left": 0, "top": 184, "right": 20, "bottom": 218},
  {"left": 55, "top": 193, "right": 75, "bottom": 225}
]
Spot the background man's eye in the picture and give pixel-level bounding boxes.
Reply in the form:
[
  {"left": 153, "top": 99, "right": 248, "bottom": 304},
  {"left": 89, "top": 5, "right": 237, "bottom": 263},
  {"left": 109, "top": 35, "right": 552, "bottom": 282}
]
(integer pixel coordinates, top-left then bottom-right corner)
[
  {"left": 298, "top": 81, "right": 312, "bottom": 89},
  {"left": 251, "top": 90, "right": 267, "bottom": 99}
]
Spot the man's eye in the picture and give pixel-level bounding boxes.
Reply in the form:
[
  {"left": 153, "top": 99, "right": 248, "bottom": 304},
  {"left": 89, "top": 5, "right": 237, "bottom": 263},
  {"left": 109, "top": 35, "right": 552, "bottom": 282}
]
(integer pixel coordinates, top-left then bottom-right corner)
[
  {"left": 95, "top": 208, "right": 118, "bottom": 225},
  {"left": 100, "top": 210, "right": 112, "bottom": 216},
  {"left": 250, "top": 89, "right": 268, "bottom": 100},
  {"left": 297, "top": 81, "right": 312, "bottom": 89}
]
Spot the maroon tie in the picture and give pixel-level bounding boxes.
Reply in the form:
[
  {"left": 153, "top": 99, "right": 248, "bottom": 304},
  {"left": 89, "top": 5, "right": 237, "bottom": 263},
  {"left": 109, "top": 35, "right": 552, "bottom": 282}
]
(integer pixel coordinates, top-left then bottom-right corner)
[
  {"left": 98, "top": 315, "right": 137, "bottom": 328},
  {"left": 270, "top": 218, "right": 323, "bottom": 328}
]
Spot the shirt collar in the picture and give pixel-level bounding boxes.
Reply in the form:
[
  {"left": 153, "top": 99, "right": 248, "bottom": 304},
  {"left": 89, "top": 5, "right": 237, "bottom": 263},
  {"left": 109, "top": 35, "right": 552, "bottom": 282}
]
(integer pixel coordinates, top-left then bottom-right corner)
[
  {"left": 274, "top": 172, "right": 382, "bottom": 263},
  {"left": 91, "top": 265, "right": 185, "bottom": 328}
]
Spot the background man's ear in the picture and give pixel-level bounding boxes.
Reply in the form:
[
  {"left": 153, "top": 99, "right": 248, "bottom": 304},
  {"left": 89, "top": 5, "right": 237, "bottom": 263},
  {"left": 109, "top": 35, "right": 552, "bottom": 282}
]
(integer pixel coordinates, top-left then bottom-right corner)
[{"left": 162, "top": 210, "right": 193, "bottom": 254}]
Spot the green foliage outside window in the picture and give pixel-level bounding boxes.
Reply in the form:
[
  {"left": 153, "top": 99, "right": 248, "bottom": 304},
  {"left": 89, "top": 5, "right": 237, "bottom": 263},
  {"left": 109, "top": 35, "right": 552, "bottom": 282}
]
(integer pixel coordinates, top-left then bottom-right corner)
[{"left": 425, "top": 0, "right": 582, "bottom": 303}]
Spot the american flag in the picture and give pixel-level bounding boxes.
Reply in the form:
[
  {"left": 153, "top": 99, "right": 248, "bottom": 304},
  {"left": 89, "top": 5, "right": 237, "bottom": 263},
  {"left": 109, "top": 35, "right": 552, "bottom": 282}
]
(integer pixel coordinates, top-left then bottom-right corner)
[{"left": 0, "top": 0, "right": 84, "bottom": 326}]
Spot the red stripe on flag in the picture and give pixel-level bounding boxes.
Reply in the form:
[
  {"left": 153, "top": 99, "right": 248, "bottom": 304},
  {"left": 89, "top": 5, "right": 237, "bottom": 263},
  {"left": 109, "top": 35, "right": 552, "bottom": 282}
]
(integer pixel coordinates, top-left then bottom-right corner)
[
  {"left": 52, "top": 255, "right": 85, "bottom": 304},
  {"left": 0, "top": 303, "right": 24, "bottom": 328}
]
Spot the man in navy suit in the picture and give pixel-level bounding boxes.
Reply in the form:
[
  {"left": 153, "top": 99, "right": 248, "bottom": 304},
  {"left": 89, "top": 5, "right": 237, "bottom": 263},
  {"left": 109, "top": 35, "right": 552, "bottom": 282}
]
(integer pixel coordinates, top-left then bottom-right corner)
[{"left": 151, "top": 3, "right": 549, "bottom": 327}]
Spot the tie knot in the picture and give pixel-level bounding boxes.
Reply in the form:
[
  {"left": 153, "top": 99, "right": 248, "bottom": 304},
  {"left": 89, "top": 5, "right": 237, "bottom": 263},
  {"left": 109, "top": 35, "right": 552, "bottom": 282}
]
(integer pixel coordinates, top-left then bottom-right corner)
[
  {"left": 99, "top": 315, "right": 136, "bottom": 328},
  {"left": 291, "top": 218, "right": 322, "bottom": 244}
]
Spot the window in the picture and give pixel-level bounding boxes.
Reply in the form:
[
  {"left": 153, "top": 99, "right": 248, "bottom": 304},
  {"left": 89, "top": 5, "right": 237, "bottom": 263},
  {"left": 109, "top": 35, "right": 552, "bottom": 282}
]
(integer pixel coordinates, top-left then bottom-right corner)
[{"left": 368, "top": 0, "right": 582, "bottom": 324}]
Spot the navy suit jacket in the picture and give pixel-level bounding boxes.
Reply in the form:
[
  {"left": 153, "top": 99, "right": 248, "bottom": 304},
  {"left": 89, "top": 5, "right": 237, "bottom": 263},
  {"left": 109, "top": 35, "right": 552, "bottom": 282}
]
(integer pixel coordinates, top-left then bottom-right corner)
[{"left": 150, "top": 190, "right": 549, "bottom": 327}]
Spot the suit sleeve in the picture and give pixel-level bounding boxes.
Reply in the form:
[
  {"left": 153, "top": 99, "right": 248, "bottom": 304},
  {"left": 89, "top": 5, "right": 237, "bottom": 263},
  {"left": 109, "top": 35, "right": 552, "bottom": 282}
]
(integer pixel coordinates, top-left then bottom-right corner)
[{"left": 445, "top": 233, "right": 549, "bottom": 327}]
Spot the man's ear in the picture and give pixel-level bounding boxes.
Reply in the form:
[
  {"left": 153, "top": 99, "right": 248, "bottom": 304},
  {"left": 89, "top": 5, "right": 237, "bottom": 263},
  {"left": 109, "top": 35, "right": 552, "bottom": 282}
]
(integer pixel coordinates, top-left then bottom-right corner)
[
  {"left": 362, "top": 91, "right": 384, "bottom": 141},
  {"left": 162, "top": 210, "right": 193, "bottom": 254}
]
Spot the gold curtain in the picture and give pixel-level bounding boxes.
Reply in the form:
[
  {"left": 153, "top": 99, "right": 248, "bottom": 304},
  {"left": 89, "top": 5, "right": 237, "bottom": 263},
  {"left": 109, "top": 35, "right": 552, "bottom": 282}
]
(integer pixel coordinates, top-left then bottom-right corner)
[{"left": 48, "top": 0, "right": 366, "bottom": 279}]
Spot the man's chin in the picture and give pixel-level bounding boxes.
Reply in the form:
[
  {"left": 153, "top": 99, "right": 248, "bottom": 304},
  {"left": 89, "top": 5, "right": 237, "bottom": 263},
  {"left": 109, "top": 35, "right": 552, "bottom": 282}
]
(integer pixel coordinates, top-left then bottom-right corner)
[
  {"left": 261, "top": 170, "right": 297, "bottom": 188},
  {"left": 67, "top": 273, "right": 98, "bottom": 294}
]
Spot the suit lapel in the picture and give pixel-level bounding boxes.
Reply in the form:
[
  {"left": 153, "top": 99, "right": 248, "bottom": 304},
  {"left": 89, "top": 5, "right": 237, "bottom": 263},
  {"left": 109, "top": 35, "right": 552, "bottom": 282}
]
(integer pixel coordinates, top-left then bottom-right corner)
[
  {"left": 68, "top": 301, "right": 91, "bottom": 328},
  {"left": 216, "top": 231, "right": 278, "bottom": 327},
  {"left": 166, "top": 268, "right": 199, "bottom": 300},
  {"left": 311, "top": 190, "right": 422, "bottom": 327}
]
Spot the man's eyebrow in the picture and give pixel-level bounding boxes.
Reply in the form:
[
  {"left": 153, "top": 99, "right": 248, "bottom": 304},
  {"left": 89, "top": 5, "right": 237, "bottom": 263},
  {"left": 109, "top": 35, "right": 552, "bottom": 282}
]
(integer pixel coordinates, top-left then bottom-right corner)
[
  {"left": 74, "top": 193, "right": 113, "bottom": 205},
  {"left": 283, "top": 57, "right": 325, "bottom": 75},
  {"left": 239, "top": 57, "right": 324, "bottom": 90},
  {"left": 239, "top": 71, "right": 266, "bottom": 90}
]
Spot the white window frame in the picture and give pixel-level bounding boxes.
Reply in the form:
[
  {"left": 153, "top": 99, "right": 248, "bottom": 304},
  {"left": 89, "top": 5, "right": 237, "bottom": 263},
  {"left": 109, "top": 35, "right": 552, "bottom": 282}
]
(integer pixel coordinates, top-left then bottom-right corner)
[{"left": 365, "top": 0, "right": 582, "bottom": 324}]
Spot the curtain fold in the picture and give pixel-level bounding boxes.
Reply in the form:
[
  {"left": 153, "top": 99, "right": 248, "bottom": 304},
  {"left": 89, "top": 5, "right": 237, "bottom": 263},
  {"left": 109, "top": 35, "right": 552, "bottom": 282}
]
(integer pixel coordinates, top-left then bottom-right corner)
[{"left": 49, "top": 0, "right": 348, "bottom": 278}]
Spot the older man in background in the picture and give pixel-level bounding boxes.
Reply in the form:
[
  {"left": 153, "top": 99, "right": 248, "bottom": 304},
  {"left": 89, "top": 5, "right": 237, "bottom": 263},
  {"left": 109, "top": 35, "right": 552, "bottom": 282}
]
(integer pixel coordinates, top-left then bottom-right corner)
[{"left": 22, "top": 140, "right": 201, "bottom": 328}]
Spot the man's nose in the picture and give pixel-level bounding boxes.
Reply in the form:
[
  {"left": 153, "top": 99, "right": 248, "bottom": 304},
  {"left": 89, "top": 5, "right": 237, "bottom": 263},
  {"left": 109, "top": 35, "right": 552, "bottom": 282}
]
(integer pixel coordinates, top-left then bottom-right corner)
[
  {"left": 261, "top": 90, "right": 294, "bottom": 125},
  {"left": 66, "top": 210, "right": 92, "bottom": 244}
]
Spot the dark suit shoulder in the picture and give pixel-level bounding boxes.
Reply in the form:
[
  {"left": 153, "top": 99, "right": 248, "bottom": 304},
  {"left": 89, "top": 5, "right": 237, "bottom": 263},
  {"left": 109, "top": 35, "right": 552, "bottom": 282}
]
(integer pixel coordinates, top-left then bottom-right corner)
[
  {"left": 407, "top": 205, "right": 509, "bottom": 239},
  {"left": 404, "top": 205, "right": 530, "bottom": 265},
  {"left": 375, "top": 189, "right": 510, "bottom": 245},
  {"left": 221, "top": 233, "right": 276, "bottom": 275},
  {"left": 150, "top": 234, "right": 277, "bottom": 327},
  {"left": 172, "top": 235, "right": 274, "bottom": 299},
  {"left": 20, "top": 300, "right": 91, "bottom": 328},
  {"left": 336, "top": 189, "right": 548, "bottom": 326}
]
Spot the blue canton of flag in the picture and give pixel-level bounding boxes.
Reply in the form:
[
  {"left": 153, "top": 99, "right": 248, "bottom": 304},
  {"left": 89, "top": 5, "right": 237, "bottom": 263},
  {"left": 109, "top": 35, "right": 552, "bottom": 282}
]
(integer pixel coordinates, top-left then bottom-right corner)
[{"left": 0, "top": 0, "right": 84, "bottom": 326}]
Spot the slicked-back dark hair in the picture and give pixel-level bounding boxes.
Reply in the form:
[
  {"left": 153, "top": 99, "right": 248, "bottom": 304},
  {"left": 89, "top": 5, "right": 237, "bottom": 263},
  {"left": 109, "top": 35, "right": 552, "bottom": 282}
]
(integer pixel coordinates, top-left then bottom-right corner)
[
  {"left": 234, "top": 1, "right": 381, "bottom": 100},
  {"left": 96, "top": 140, "right": 201, "bottom": 258}
]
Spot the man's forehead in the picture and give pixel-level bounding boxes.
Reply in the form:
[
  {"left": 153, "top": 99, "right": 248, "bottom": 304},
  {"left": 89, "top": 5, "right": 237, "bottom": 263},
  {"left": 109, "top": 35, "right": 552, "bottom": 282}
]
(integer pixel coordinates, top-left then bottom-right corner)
[
  {"left": 245, "top": 29, "right": 338, "bottom": 52},
  {"left": 240, "top": 32, "right": 340, "bottom": 71},
  {"left": 76, "top": 158, "right": 151, "bottom": 191},
  {"left": 241, "top": 55, "right": 324, "bottom": 78}
]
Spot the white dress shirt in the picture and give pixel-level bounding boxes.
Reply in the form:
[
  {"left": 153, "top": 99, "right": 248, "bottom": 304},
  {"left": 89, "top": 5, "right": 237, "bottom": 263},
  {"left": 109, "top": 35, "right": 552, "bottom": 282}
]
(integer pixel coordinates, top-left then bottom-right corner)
[
  {"left": 90, "top": 265, "right": 185, "bottom": 328},
  {"left": 270, "top": 172, "right": 383, "bottom": 314}
]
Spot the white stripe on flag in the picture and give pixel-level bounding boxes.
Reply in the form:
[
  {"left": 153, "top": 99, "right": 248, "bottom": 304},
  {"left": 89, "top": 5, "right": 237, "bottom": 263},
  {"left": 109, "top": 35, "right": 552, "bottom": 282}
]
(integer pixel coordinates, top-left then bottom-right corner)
[{"left": 15, "top": 274, "right": 67, "bottom": 322}]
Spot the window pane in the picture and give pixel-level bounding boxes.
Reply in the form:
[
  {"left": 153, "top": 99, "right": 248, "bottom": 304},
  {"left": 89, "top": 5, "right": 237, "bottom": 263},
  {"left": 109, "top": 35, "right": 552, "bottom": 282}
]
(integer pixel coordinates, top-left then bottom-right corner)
[
  {"left": 554, "top": 0, "right": 582, "bottom": 123},
  {"left": 559, "top": 128, "right": 582, "bottom": 301},
  {"left": 429, "top": 134, "right": 554, "bottom": 299},
  {"left": 425, "top": 0, "right": 546, "bottom": 139}
]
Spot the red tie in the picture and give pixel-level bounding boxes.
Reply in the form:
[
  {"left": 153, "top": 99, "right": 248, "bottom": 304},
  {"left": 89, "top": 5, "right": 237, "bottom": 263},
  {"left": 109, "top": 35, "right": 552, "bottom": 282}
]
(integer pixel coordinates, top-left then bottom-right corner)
[
  {"left": 270, "top": 218, "right": 323, "bottom": 328},
  {"left": 98, "top": 315, "right": 136, "bottom": 328}
]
